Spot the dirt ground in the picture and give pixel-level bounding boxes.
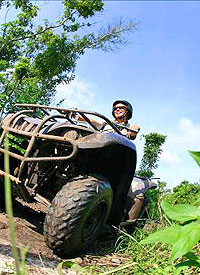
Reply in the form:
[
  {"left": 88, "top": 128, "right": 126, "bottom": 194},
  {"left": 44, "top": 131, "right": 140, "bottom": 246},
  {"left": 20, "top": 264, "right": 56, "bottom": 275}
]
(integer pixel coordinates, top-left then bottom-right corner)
[{"left": 0, "top": 199, "right": 130, "bottom": 274}]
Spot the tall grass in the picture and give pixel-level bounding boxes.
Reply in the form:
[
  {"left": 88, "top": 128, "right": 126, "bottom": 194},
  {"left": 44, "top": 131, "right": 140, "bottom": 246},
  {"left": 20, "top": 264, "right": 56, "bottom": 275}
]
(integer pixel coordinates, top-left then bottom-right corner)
[{"left": 4, "top": 135, "right": 27, "bottom": 275}]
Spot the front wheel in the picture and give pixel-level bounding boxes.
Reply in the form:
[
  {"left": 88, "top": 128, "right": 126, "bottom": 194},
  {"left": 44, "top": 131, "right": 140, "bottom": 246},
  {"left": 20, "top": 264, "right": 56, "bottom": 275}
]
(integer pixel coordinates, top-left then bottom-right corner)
[{"left": 43, "top": 175, "right": 112, "bottom": 257}]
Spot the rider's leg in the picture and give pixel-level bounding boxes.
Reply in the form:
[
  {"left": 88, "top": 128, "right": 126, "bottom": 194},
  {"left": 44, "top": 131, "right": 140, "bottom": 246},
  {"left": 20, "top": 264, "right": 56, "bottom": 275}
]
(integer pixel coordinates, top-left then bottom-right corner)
[{"left": 128, "top": 194, "right": 144, "bottom": 221}]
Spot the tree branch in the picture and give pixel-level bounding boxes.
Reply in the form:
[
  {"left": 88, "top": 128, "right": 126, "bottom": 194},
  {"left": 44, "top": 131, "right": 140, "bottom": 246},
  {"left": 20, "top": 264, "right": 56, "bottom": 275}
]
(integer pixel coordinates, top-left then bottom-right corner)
[
  {"left": 75, "top": 19, "right": 138, "bottom": 54},
  {"left": 0, "top": 11, "right": 77, "bottom": 51}
]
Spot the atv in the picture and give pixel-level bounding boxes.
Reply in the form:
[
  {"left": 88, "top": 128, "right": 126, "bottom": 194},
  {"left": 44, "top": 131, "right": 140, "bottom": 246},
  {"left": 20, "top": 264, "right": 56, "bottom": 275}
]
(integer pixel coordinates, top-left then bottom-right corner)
[{"left": 0, "top": 104, "right": 137, "bottom": 257}]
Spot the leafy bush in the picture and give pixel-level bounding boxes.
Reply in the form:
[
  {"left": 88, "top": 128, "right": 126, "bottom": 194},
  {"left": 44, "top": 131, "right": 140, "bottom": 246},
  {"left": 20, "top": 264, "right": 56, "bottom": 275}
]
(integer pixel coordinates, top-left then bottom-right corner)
[
  {"left": 164, "top": 180, "right": 200, "bottom": 206},
  {"left": 145, "top": 181, "right": 170, "bottom": 220},
  {"left": 140, "top": 201, "right": 200, "bottom": 274},
  {"left": 137, "top": 132, "right": 166, "bottom": 178}
]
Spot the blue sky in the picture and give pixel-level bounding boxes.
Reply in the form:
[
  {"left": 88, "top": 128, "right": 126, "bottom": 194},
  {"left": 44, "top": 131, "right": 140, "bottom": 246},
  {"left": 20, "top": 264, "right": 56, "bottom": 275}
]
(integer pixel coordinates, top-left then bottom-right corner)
[{"left": 1, "top": 1, "right": 200, "bottom": 188}]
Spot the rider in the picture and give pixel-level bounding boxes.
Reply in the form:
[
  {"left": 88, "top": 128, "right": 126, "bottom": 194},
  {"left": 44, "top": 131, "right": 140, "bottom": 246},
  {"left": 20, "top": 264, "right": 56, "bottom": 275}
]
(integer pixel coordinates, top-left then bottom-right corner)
[
  {"left": 78, "top": 99, "right": 140, "bottom": 139},
  {"left": 79, "top": 100, "right": 141, "bottom": 224},
  {"left": 101, "top": 100, "right": 143, "bottom": 225},
  {"left": 103, "top": 100, "right": 140, "bottom": 139}
]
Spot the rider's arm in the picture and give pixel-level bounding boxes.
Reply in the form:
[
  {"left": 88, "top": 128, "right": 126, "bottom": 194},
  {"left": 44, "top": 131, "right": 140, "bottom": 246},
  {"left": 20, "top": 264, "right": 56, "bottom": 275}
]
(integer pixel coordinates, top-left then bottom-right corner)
[{"left": 77, "top": 115, "right": 102, "bottom": 127}]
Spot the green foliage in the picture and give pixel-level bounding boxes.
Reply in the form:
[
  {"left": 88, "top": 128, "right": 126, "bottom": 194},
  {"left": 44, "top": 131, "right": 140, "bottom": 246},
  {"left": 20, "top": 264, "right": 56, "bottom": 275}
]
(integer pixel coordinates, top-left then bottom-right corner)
[
  {"left": 14, "top": 57, "right": 30, "bottom": 81},
  {"left": 188, "top": 150, "right": 200, "bottom": 167},
  {"left": 145, "top": 181, "right": 170, "bottom": 220},
  {"left": 164, "top": 180, "right": 200, "bottom": 206},
  {"left": 141, "top": 224, "right": 181, "bottom": 246},
  {"left": 171, "top": 222, "right": 200, "bottom": 261},
  {"left": 115, "top": 226, "right": 179, "bottom": 274},
  {"left": 57, "top": 260, "right": 86, "bottom": 275},
  {"left": 135, "top": 132, "right": 167, "bottom": 221},
  {"left": 137, "top": 132, "right": 166, "bottom": 178},
  {"left": 141, "top": 201, "right": 200, "bottom": 273},
  {"left": 57, "top": 259, "right": 139, "bottom": 275},
  {"left": 7, "top": 134, "right": 26, "bottom": 155},
  {"left": 161, "top": 201, "right": 200, "bottom": 222},
  {"left": 63, "top": 0, "right": 103, "bottom": 18},
  {"left": 0, "top": 0, "right": 138, "bottom": 115},
  {"left": 176, "top": 252, "right": 200, "bottom": 269},
  {"left": 3, "top": 137, "right": 28, "bottom": 274}
]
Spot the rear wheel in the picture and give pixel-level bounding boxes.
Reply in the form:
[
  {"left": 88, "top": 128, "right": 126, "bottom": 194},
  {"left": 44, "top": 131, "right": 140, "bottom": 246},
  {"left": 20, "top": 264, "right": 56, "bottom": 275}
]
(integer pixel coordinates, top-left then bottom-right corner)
[{"left": 43, "top": 175, "right": 112, "bottom": 257}]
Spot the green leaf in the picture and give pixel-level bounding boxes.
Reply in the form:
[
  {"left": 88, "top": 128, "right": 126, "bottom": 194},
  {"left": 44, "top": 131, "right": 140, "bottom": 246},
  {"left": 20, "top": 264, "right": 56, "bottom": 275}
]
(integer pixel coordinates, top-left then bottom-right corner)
[
  {"left": 56, "top": 260, "right": 84, "bottom": 275},
  {"left": 171, "top": 222, "right": 200, "bottom": 261},
  {"left": 184, "top": 251, "right": 199, "bottom": 261},
  {"left": 161, "top": 201, "right": 200, "bottom": 222},
  {"left": 188, "top": 150, "right": 200, "bottom": 167},
  {"left": 175, "top": 260, "right": 200, "bottom": 268},
  {"left": 173, "top": 266, "right": 188, "bottom": 275},
  {"left": 140, "top": 224, "right": 181, "bottom": 245},
  {"left": 194, "top": 198, "right": 200, "bottom": 207}
]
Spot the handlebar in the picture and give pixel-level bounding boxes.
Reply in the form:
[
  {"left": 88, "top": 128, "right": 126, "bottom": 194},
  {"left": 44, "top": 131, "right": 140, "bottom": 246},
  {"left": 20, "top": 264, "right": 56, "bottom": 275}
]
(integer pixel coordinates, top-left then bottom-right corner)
[
  {"left": 15, "top": 104, "right": 139, "bottom": 135},
  {"left": 15, "top": 104, "right": 122, "bottom": 134},
  {"left": 112, "top": 122, "right": 139, "bottom": 134}
]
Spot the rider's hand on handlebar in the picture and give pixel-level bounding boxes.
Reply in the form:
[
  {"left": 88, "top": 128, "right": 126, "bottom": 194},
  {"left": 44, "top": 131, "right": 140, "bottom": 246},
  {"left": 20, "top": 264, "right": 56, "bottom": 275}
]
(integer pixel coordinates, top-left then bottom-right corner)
[
  {"left": 130, "top": 124, "right": 140, "bottom": 132},
  {"left": 127, "top": 124, "right": 140, "bottom": 140}
]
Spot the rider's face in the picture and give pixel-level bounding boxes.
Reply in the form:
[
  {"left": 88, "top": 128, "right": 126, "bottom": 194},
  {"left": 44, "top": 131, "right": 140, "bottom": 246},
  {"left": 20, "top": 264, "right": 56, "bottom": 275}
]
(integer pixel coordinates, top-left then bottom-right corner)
[{"left": 113, "top": 104, "right": 127, "bottom": 120}]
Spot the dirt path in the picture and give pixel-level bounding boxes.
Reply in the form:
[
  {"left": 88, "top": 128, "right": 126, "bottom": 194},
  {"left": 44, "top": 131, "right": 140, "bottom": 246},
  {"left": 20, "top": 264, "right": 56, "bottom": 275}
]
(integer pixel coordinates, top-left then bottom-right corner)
[
  {"left": 0, "top": 200, "right": 62, "bottom": 274},
  {"left": 0, "top": 200, "right": 130, "bottom": 274}
]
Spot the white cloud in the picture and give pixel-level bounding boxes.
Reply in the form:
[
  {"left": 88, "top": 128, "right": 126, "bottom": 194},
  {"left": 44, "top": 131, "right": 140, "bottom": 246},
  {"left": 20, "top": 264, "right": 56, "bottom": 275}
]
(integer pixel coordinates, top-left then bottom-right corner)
[
  {"left": 160, "top": 149, "right": 180, "bottom": 164},
  {"left": 168, "top": 118, "right": 200, "bottom": 150},
  {"left": 160, "top": 117, "right": 200, "bottom": 165},
  {"left": 178, "top": 118, "right": 193, "bottom": 131},
  {"left": 155, "top": 117, "right": 200, "bottom": 187},
  {"left": 54, "top": 78, "right": 96, "bottom": 109}
]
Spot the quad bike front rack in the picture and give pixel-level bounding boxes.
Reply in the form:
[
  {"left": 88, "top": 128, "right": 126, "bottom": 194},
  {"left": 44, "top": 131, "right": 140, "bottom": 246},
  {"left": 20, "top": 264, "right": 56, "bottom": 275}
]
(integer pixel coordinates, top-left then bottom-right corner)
[{"left": 0, "top": 104, "right": 122, "bottom": 184}]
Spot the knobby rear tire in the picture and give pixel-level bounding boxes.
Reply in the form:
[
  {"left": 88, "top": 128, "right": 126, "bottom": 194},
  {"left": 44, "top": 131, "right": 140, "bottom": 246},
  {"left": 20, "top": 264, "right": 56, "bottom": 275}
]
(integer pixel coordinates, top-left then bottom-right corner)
[{"left": 43, "top": 175, "right": 112, "bottom": 257}]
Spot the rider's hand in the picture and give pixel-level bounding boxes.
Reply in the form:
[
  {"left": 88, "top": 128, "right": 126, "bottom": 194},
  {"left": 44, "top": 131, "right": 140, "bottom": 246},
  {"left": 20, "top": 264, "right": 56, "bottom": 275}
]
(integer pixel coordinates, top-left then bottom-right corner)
[
  {"left": 127, "top": 124, "right": 140, "bottom": 140},
  {"left": 130, "top": 124, "right": 140, "bottom": 132}
]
